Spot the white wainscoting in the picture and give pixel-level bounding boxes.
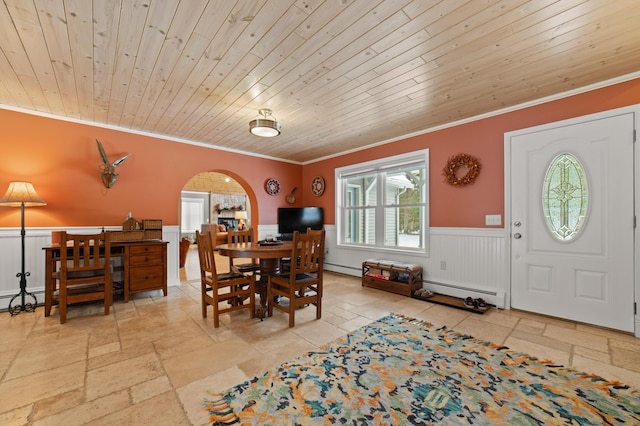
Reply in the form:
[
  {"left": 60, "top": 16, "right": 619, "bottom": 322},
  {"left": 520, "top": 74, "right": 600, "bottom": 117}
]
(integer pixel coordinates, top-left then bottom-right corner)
[
  {"left": 0, "top": 226, "right": 181, "bottom": 312},
  {"left": 319, "top": 225, "right": 508, "bottom": 308},
  {"left": 255, "top": 225, "right": 277, "bottom": 242},
  {"left": 229, "top": 224, "right": 508, "bottom": 307}
]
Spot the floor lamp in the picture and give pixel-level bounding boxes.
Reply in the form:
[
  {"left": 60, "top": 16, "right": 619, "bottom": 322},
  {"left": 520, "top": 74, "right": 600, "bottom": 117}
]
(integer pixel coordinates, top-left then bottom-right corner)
[{"left": 0, "top": 181, "right": 47, "bottom": 315}]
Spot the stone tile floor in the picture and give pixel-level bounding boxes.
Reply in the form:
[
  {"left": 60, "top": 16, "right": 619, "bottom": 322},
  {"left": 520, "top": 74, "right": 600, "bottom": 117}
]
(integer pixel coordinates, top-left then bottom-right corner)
[{"left": 1, "top": 247, "right": 639, "bottom": 425}]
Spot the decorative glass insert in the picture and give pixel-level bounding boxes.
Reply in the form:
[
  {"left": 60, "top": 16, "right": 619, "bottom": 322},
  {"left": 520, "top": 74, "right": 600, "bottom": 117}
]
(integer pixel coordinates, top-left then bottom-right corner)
[{"left": 542, "top": 153, "right": 588, "bottom": 241}]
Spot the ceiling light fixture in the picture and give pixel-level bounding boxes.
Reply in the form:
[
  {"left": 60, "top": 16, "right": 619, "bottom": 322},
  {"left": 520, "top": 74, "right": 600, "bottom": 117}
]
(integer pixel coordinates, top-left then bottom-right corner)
[{"left": 249, "top": 108, "right": 281, "bottom": 137}]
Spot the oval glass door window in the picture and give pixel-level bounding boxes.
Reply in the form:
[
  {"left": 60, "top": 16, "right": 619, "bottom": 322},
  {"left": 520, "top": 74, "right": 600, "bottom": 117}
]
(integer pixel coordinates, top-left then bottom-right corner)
[{"left": 542, "top": 153, "right": 588, "bottom": 241}]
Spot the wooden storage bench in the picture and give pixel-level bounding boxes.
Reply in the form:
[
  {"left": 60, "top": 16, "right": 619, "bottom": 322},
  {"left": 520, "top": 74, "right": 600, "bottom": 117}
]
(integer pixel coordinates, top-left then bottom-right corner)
[{"left": 362, "top": 259, "right": 423, "bottom": 297}]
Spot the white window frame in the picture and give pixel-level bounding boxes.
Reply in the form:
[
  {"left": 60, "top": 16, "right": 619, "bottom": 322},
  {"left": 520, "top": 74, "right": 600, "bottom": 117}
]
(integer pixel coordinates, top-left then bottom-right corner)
[{"left": 335, "top": 149, "right": 429, "bottom": 254}]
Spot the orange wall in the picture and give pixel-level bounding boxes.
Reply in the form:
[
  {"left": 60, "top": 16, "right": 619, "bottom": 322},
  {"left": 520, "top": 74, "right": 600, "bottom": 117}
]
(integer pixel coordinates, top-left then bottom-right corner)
[
  {"left": 303, "top": 77, "right": 640, "bottom": 227},
  {"left": 1, "top": 77, "right": 639, "bottom": 229},
  {"left": 0, "top": 109, "right": 301, "bottom": 227}
]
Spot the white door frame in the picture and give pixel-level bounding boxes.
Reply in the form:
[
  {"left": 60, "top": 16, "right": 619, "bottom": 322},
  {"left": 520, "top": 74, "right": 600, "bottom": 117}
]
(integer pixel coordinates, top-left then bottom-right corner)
[{"left": 504, "top": 104, "right": 640, "bottom": 337}]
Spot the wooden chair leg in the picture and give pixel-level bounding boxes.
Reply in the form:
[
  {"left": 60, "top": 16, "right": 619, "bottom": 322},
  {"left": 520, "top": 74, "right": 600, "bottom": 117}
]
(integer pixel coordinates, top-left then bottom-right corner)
[
  {"left": 105, "top": 283, "right": 112, "bottom": 316},
  {"left": 267, "top": 278, "right": 273, "bottom": 317},
  {"left": 59, "top": 287, "right": 67, "bottom": 324},
  {"left": 213, "top": 292, "right": 220, "bottom": 328},
  {"left": 249, "top": 281, "right": 256, "bottom": 319},
  {"left": 202, "top": 285, "right": 208, "bottom": 318},
  {"left": 45, "top": 285, "right": 53, "bottom": 317},
  {"left": 288, "top": 285, "right": 296, "bottom": 328}
]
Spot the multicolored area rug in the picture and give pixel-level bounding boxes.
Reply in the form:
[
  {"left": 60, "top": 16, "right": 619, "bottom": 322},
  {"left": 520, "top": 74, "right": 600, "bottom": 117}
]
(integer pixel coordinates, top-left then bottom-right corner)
[{"left": 203, "top": 313, "right": 640, "bottom": 425}]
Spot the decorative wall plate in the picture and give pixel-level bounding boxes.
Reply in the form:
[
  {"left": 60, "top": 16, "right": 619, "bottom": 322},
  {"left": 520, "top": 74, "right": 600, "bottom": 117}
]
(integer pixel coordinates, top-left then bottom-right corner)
[
  {"left": 264, "top": 178, "right": 281, "bottom": 196},
  {"left": 311, "top": 176, "right": 325, "bottom": 196}
]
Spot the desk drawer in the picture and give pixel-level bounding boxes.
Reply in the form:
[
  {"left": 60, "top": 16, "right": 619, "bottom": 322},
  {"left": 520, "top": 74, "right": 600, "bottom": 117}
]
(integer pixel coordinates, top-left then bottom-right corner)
[
  {"left": 129, "top": 244, "right": 163, "bottom": 257},
  {"left": 130, "top": 265, "right": 164, "bottom": 291},
  {"left": 129, "top": 250, "right": 163, "bottom": 266},
  {"left": 130, "top": 254, "right": 162, "bottom": 266}
]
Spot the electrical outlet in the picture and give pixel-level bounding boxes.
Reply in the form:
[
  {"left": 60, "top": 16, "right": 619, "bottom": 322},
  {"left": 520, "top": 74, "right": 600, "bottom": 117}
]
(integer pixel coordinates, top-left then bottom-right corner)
[
  {"left": 440, "top": 261, "right": 446, "bottom": 270},
  {"left": 485, "top": 214, "right": 502, "bottom": 226}
]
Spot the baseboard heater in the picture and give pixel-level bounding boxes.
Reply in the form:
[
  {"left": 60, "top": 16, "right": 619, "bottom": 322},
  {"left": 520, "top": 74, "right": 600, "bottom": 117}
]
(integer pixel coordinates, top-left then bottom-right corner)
[
  {"left": 324, "top": 262, "right": 361, "bottom": 273},
  {"left": 425, "top": 280, "right": 497, "bottom": 296},
  {"left": 423, "top": 280, "right": 505, "bottom": 309},
  {"left": 324, "top": 262, "right": 505, "bottom": 309}
]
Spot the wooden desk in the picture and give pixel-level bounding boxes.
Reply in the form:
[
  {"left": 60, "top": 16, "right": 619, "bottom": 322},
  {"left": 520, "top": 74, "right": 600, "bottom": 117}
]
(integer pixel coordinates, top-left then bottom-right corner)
[
  {"left": 43, "top": 240, "right": 168, "bottom": 316},
  {"left": 217, "top": 241, "right": 293, "bottom": 318}
]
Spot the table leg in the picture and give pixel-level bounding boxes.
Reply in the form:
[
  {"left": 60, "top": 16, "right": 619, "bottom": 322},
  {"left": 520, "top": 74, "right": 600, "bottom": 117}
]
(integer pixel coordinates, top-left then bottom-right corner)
[{"left": 257, "top": 258, "right": 280, "bottom": 318}]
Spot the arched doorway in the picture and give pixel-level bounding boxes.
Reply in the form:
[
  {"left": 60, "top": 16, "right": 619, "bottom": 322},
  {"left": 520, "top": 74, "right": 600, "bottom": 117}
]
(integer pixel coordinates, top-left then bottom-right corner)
[
  {"left": 179, "top": 171, "right": 258, "bottom": 277},
  {"left": 180, "top": 173, "right": 251, "bottom": 237}
]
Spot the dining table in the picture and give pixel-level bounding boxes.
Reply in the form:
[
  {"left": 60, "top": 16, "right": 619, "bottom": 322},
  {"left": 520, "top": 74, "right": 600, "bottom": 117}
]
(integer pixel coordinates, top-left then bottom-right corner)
[{"left": 217, "top": 241, "right": 293, "bottom": 318}]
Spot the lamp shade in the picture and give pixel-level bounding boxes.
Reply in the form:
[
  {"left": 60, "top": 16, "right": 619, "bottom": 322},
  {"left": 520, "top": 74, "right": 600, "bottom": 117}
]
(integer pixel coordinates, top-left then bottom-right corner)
[
  {"left": 0, "top": 181, "right": 46, "bottom": 207},
  {"left": 235, "top": 210, "right": 248, "bottom": 220},
  {"left": 249, "top": 108, "right": 281, "bottom": 137}
]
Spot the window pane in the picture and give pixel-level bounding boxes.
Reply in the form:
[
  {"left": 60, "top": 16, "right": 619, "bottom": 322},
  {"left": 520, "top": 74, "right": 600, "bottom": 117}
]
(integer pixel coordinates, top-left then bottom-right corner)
[
  {"left": 385, "top": 165, "right": 425, "bottom": 205},
  {"left": 384, "top": 206, "right": 424, "bottom": 248},
  {"left": 542, "top": 153, "right": 588, "bottom": 241},
  {"left": 344, "top": 208, "right": 375, "bottom": 244},
  {"left": 337, "top": 149, "right": 428, "bottom": 253},
  {"left": 181, "top": 199, "right": 204, "bottom": 233},
  {"left": 346, "top": 174, "right": 376, "bottom": 207}
]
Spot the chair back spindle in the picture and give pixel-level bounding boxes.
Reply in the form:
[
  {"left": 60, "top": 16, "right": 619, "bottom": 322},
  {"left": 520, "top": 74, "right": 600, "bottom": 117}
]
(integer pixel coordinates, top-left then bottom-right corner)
[{"left": 227, "top": 228, "right": 260, "bottom": 275}]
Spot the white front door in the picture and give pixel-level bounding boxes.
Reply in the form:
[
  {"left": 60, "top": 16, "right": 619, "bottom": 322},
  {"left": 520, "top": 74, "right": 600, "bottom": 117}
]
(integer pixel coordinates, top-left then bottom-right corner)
[{"left": 509, "top": 112, "right": 635, "bottom": 332}]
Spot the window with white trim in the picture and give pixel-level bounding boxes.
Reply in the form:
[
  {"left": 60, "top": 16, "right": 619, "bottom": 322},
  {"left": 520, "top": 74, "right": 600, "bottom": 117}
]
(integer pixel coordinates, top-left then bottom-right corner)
[{"left": 336, "top": 150, "right": 429, "bottom": 253}]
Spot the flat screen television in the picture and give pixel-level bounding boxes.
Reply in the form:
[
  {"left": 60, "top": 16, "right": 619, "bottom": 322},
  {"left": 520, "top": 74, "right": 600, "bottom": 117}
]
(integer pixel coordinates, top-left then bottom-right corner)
[{"left": 278, "top": 207, "right": 324, "bottom": 239}]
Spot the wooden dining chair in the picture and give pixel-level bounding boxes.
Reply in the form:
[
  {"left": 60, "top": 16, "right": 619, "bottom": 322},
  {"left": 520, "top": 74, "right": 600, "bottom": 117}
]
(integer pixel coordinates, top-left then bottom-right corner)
[
  {"left": 57, "top": 231, "right": 112, "bottom": 324},
  {"left": 196, "top": 230, "right": 256, "bottom": 328},
  {"left": 304, "top": 228, "right": 325, "bottom": 297},
  {"left": 280, "top": 228, "right": 322, "bottom": 273},
  {"left": 227, "top": 228, "right": 260, "bottom": 276},
  {"left": 268, "top": 230, "right": 325, "bottom": 327}
]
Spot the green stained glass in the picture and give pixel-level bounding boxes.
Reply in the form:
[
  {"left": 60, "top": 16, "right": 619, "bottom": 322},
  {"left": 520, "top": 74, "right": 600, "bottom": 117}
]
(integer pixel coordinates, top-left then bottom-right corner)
[{"left": 543, "top": 153, "right": 588, "bottom": 241}]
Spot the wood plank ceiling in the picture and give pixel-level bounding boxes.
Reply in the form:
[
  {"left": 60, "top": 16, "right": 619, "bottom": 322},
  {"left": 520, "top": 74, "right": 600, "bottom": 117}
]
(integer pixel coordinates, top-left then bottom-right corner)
[{"left": 1, "top": 0, "right": 639, "bottom": 163}]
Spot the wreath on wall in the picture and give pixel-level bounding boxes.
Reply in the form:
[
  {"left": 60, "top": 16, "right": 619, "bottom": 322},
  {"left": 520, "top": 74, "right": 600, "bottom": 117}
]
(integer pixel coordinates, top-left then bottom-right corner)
[{"left": 443, "top": 153, "right": 481, "bottom": 187}]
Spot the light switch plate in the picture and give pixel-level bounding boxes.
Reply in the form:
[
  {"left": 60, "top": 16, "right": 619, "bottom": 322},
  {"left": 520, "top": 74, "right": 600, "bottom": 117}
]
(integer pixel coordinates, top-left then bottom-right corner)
[{"left": 485, "top": 214, "right": 502, "bottom": 226}]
